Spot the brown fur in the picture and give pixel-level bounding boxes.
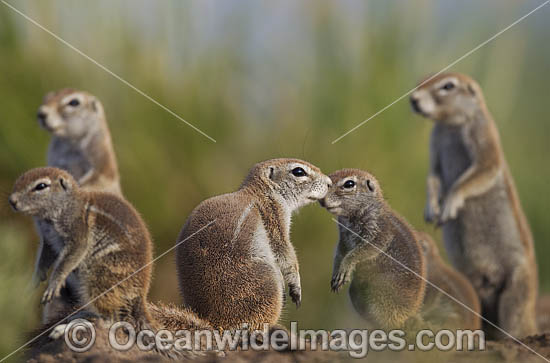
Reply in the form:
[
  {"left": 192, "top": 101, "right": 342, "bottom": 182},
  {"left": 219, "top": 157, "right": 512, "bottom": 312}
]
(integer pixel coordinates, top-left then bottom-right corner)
[
  {"left": 10, "top": 168, "right": 154, "bottom": 332},
  {"left": 176, "top": 158, "right": 331, "bottom": 330},
  {"left": 35, "top": 89, "right": 122, "bottom": 323},
  {"left": 416, "top": 231, "right": 481, "bottom": 330},
  {"left": 149, "top": 302, "right": 212, "bottom": 332},
  {"left": 411, "top": 72, "right": 538, "bottom": 338},
  {"left": 320, "top": 168, "right": 426, "bottom": 329}
]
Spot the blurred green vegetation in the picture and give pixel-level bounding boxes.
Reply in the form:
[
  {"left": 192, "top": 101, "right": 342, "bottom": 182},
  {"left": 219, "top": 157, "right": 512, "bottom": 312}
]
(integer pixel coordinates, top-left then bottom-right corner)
[{"left": 0, "top": 0, "right": 549, "bottom": 360}]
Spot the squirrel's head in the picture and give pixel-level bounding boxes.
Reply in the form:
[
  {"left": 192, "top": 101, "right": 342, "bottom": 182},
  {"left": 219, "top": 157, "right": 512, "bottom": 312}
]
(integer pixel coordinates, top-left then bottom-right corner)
[
  {"left": 321, "top": 168, "right": 382, "bottom": 218},
  {"left": 410, "top": 73, "right": 484, "bottom": 125},
  {"left": 9, "top": 167, "right": 77, "bottom": 218},
  {"left": 37, "top": 89, "right": 105, "bottom": 139},
  {"left": 241, "top": 158, "right": 332, "bottom": 211}
]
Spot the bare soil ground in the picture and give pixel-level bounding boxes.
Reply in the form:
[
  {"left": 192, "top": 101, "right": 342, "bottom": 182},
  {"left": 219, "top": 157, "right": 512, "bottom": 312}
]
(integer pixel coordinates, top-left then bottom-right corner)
[
  {"left": 25, "top": 327, "right": 550, "bottom": 363},
  {"left": 24, "top": 305, "right": 550, "bottom": 363}
]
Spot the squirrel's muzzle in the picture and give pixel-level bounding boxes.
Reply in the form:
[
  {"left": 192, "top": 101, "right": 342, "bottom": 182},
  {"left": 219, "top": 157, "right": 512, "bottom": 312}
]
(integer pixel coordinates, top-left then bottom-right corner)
[{"left": 8, "top": 196, "right": 18, "bottom": 211}]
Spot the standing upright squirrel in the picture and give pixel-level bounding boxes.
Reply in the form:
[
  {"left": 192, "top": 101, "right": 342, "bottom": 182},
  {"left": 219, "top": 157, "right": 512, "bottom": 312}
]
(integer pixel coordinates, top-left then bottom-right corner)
[
  {"left": 176, "top": 158, "right": 332, "bottom": 330},
  {"left": 34, "top": 89, "right": 122, "bottom": 323},
  {"left": 320, "top": 168, "right": 427, "bottom": 330},
  {"left": 411, "top": 72, "right": 538, "bottom": 338}
]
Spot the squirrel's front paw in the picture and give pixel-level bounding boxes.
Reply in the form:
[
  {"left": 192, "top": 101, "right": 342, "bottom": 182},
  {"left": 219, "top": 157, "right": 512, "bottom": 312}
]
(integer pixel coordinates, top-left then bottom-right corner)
[
  {"left": 41, "top": 280, "right": 64, "bottom": 305},
  {"left": 331, "top": 266, "right": 353, "bottom": 292},
  {"left": 439, "top": 193, "right": 464, "bottom": 224},
  {"left": 289, "top": 283, "right": 302, "bottom": 308},
  {"left": 41, "top": 286, "right": 56, "bottom": 305},
  {"left": 424, "top": 200, "right": 441, "bottom": 224}
]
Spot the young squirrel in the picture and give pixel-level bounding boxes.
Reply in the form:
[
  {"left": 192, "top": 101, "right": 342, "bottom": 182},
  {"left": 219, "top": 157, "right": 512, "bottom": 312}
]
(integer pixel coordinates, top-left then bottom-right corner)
[
  {"left": 320, "top": 168, "right": 426, "bottom": 329},
  {"left": 10, "top": 168, "right": 154, "bottom": 334}
]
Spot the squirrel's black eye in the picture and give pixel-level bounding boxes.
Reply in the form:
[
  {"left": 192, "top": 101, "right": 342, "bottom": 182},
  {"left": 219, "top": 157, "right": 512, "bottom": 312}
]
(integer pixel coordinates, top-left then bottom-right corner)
[
  {"left": 33, "top": 183, "right": 49, "bottom": 191},
  {"left": 442, "top": 82, "right": 455, "bottom": 91},
  {"left": 291, "top": 167, "right": 307, "bottom": 177},
  {"left": 68, "top": 99, "right": 80, "bottom": 107},
  {"left": 343, "top": 180, "right": 355, "bottom": 189}
]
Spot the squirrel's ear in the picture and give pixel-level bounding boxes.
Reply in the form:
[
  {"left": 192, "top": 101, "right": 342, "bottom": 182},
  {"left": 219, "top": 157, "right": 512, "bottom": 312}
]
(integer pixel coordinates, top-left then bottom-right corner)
[
  {"left": 366, "top": 179, "right": 375, "bottom": 192},
  {"left": 467, "top": 83, "right": 476, "bottom": 96},
  {"left": 260, "top": 166, "right": 276, "bottom": 183},
  {"left": 90, "top": 98, "right": 104, "bottom": 114},
  {"left": 59, "top": 177, "right": 71, "bottom": 191}
]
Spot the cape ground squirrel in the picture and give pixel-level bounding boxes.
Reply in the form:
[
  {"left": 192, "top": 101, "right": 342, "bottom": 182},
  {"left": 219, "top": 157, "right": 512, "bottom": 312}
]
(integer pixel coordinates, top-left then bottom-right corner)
[
  {"left": 416, "top": 231, "right": 481, "bottom": 330},
  {"left": 34, "top": 89, "right": 122, "bottom": 322},
  {"left": 38, "top": 88, "right": 120, "bottom": 194},
  {"left": 411, "top": 72, "right": 537, "bottom": 338},
  {"left": 176, "top": 158, "right": 332, "bottom": 330},
  {"left": 320, "top": 169, "right": 426, "bottom": 329},
  {"left": 9, "top": 168, "right": 154, "bottom": 334}
]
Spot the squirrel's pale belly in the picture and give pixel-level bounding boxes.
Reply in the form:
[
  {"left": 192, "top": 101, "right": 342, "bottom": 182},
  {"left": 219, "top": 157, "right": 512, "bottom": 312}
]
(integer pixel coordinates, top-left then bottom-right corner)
[
  {"left": 49, "top": 142, "right": 92, "bottom": 182},
  {"left": 35, "top": 219, "right": 65, "bottom": 253},
  {"left": 443, "top": 179, "right": 524, "bottom": 281}
]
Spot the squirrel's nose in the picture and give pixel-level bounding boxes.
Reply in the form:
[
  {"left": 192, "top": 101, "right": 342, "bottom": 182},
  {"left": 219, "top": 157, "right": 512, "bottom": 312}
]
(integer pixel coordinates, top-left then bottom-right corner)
[
  {"left": 37, "top": 110, "right": 48, "bottom": 125},
  {"left": 410, "top": 96, "right": 421, "bottom": 113},
  {"left": 8, "top": 197, "right": 17, "bottom": 211}
]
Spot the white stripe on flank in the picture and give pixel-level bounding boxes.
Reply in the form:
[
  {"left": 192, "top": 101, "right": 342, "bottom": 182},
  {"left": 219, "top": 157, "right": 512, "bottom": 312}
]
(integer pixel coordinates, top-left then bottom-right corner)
[
  {"left": 92, "top": 243, "right": 121, "bottom": 259},
  {"left": 232, "top": 203, "right": 253, "bottom": 243},
  {"left": 89, "top": 205, "right": 132, "bottom": 240}
]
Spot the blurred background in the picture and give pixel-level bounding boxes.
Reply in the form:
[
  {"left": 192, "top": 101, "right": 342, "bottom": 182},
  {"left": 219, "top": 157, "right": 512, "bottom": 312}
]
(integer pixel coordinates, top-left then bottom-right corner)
[{"left": 0, "top": 0, "right": 549, "bottom": 359}]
